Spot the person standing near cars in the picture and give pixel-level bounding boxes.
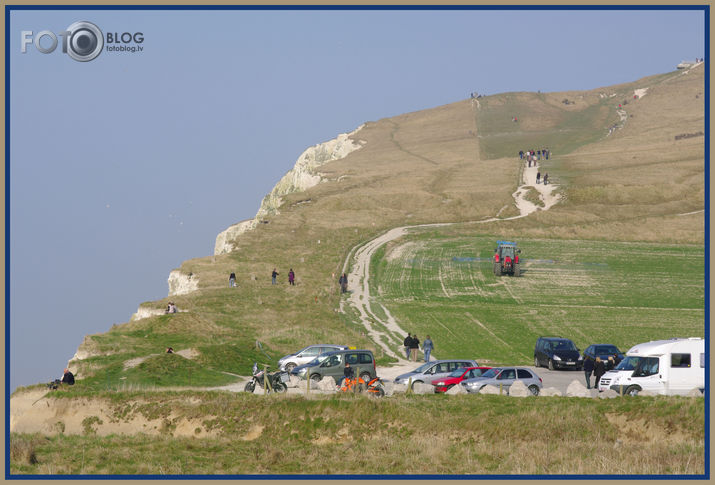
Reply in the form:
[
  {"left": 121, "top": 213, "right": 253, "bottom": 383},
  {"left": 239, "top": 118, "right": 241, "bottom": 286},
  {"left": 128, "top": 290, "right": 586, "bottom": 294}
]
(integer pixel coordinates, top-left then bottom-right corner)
[
  {"left": 410, "top": 334, "right": 420, "bottom": 362},
  {"left": 593, "top": 357, "right": 606, "bottom": 388},
  {"left": 403, "top": 333, "right": 412, "bottom": 360},
  {"left": 422, "top": 335, "right": 434, "bottom": 362},
  {"left": 583, "top": 355, "right": 594, "bottom": 389}
]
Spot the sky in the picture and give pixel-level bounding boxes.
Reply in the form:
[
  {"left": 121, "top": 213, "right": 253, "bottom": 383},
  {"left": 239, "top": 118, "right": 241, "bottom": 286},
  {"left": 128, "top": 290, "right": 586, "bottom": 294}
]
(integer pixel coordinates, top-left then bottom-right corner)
[{"left": 8, "top": 7, "right": 705, "bottom": 391}]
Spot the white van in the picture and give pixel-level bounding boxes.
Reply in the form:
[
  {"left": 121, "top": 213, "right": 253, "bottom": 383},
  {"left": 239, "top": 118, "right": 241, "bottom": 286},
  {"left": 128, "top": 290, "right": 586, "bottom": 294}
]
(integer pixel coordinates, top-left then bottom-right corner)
[
  {"left": 597, "top": 354, "right": 641, "bottom": 393},
  {"left": 604, "top": 338, "right": 704, "bottom": 396}
]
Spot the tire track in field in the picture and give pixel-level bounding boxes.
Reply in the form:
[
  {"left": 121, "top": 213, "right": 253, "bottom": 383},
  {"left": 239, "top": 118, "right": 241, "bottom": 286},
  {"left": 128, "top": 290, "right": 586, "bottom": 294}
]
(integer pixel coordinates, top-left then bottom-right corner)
[{"left": 340, "top": 157, "right": 561, "bottom": 359}]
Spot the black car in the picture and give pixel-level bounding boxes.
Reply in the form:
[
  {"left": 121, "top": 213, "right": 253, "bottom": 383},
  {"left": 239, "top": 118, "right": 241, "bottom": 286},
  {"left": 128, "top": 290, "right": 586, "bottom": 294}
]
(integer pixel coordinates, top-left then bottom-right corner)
[
  {"left": 583, "top": 344, "right": 624, "bottom": 367},
  {"left": 534, "top": 337, "right": 583, "bottom": 371}
]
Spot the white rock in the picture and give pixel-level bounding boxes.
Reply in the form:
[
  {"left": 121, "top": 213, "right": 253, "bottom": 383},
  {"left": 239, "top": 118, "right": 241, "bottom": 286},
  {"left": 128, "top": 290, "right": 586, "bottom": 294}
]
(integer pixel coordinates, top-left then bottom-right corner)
[
  {"left": 508, "top": 380, "right": 530, "bottom": 397},
  {"left": 446, "top": 384, "right": 467, "bottom": 395},
  {"left": 214, "top": 219, "right": 257, "bottom": 255},
  {"left": 688, "top": 388, "right": 704, "bottom": 397},
  {"left": 540, "top": 387, "right": 562, "bottom": 397},
  {"left": 391, "top": 383, "right": 408, "bottom": 394},
  {"left": 478, "top": 384, "right": 502, "bottom": 395},
  {"left": 566, "top": 380, "right": 591, "bottom": 398},
  {"left": 599, "top": 389, "right": 619, "bottom": 399},
  {"left": 411, "top": 382, "right": 434, "bottom": 395},
  {"left": 317, "top": 377, "right": 338, "bottom": 392},
  {"left": 638, "top": 390, "right": 656, "bottom": 397},
  {"left": 130, "top": 306, "right": 165, "bottom": 321},
  {"left": 168, "top": 270, "right": 199, "bottom": 296}
]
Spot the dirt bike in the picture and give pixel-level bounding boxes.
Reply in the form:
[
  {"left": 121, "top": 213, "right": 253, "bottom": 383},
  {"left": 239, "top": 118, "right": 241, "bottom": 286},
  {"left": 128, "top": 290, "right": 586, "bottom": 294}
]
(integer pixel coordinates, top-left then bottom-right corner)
[
  {"left": 244, "top": 363, "right": 289, "bottom": 393},
  {"left": 339, "top": 375, "right": 385, "bottom": 397}
]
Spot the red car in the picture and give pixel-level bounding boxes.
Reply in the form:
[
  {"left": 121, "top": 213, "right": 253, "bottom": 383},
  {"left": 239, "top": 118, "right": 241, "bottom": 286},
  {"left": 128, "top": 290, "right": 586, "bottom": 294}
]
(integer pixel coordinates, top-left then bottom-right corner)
[{"left": 432, "top": 366, "right": 492, "bottom": 393}]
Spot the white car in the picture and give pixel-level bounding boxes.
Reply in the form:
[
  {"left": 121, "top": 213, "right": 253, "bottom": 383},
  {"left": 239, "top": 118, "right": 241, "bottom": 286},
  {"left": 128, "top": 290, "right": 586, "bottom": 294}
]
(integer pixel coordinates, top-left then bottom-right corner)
[{"left": 277, "top": 344, "right": 348, "bottom": 372}]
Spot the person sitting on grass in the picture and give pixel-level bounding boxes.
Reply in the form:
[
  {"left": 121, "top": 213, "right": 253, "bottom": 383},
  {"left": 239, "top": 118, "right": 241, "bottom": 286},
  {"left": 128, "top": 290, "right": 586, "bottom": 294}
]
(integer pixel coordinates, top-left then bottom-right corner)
[{"left": 48, "top": 368, "right": 74, "bottom": 390}]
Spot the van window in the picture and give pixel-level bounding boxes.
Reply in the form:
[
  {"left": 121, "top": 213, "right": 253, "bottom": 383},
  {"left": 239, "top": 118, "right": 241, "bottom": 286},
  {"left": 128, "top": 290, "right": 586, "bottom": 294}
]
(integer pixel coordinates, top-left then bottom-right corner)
[
  {"left": 701, "top": 353, "right": 705, "bottom": 368},
  {"left": 358, "top": 353, "right": 373, "bottom": 365},
  {"left": 302, "top": 347, "right": 320, "bottom": 357},
  {"left": 346, "top": 353, "right": 359, "bottom": 365},
  {"left": 517, "top": 369, "right": 532, "bottom": 379},
  {"left": 671, "top": 353, "right": 691, "bottom": 368},
  {"left": 632, "top": 357, "right": 659, "bottom": 377}
]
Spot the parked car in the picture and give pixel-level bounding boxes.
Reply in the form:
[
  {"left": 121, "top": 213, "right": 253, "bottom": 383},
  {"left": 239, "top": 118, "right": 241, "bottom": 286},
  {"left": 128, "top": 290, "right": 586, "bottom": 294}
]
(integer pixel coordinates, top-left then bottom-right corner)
[
  {"left": 583, "top": 344, "right": 624, "bottom": 367},
  {"left": 534, "top": 336, "right": 583, "bottom": 370},
  {"left": 461, "top": 367, "right": 543, "bottom": 395},
  {"left": 290, "top": 349, "right": 376, "bottom": 385},
  {"left": 393, "top": 359, "right": 479, "bottom": 386},
  {"left": 278, "top": 344, "right": 348, "bottom": 372},
  {"left": 432, "top": 366, "right": 492, "bottom": 393}
]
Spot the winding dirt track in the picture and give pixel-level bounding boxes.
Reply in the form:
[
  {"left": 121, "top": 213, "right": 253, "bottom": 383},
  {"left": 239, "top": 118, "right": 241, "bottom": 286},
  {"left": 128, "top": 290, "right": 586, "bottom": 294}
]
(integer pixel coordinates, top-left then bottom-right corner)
[{"left": 340, "top": 161, "right": 561, "bottom": 364}]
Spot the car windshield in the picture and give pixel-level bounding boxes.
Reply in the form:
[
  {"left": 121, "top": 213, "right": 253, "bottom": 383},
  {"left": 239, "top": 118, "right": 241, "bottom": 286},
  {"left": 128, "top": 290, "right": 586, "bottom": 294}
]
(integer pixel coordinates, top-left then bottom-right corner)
[
  {"left": 448, "top": 368, "right": 468, "bottom": 378},
  {"left": 553, "top": 340, "right": 577, "bottom": 351},
  {"left": 411, "top": 362, "right": 434, "bottom": 373},
  {"left": 615, "top": 356, "right": 640, "bottom": 371},
  {"left": 480, "top": 368, "right": 500, "bottom": 378},
  {"left": 595, "top": 345, "right": 619, "bottom": 355}
]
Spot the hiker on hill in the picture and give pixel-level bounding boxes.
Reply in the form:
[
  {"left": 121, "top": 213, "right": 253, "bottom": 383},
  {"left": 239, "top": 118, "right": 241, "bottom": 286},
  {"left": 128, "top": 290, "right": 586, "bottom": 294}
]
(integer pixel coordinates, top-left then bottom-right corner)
[
  {"left": 166, "top": 347, "right": 174, "bottom": 354},
  {"left": 410, "top": 334, "right": 420, "bottom": 361},
  {"left": 229, "top": 272, "right": 236, "bottom": 287},
  {"left": 403, "top": 333, "right": 413, "bottom": 360},
  {"left": 519, "top": 150, "right": 523, "bottom": 160},
  {"left": 165, "top": 302, "right": 177, "bottom": 314},
  {"left": 543, "top": 173, "right": 549, "bottom": 185},
  {"left": 536, "top": 172, "right": 541, "bottom": 184},
  {"left": 545, "top": 148, "right": 549, "bottom": 160},
  {"left": 49, "top": 368, "right": 75, "bottom": 390},
  {"left": 288, "top": 269, "right": 295, "bottom": 286},
  {"left": 339, "top": 273, "right": 348, "bottom": 293},
  {"left": 271, "top": 268, "right": 279, "bottom": 285}
]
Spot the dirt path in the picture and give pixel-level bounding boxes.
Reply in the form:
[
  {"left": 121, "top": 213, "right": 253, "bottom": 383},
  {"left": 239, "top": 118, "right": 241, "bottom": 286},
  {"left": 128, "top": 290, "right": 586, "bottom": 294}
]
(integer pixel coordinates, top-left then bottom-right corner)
[{"left": 341, "top": 159, "right": 560, "bottom": 362}]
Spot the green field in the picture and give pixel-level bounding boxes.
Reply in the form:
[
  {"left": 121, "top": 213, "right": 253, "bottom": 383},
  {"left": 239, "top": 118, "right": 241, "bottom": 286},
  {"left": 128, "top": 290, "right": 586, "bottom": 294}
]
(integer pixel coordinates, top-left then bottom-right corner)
[{"left": 374, "top": 233, "right": 704, "bottom": 364}]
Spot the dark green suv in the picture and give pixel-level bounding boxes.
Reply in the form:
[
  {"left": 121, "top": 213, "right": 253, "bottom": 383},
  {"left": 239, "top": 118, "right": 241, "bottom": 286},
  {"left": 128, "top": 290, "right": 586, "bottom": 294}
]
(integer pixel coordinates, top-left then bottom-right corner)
[{"left": 290, "top": 349, "right": 377, "bottom": 384}]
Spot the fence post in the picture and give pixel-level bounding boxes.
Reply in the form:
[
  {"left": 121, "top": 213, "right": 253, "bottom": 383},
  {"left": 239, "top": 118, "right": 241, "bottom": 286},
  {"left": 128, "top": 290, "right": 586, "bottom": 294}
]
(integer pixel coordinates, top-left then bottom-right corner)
[
  {"left": 355, "top": 367, "right": 360, "bottom": 394},
  {"left": 407, "top": 377, "right": 412, "bottom": 395},
  {"left": 619, "top": 385, "right": 623, "bottom": 397},
  {"left": 306, "top": 367, "right": 311, "bottom": 395},
  {"left": 499, "top": 383, "right": 503, "bottom": 395}
]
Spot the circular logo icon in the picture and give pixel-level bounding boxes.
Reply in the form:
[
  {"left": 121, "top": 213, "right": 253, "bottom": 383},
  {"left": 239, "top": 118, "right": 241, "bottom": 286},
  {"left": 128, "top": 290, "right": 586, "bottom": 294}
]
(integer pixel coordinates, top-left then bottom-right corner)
[{"left": 65, "top": 21, "right": 103, "bottom": 62}]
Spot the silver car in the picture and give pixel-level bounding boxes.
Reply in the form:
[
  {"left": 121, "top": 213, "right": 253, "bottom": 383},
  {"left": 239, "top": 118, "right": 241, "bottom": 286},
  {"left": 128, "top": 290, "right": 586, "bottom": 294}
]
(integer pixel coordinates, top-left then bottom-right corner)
[
  {"left": 278, "top": 344, "right": 348, "bottom": 372},
  {"left": 393, "top": 359, "right": 478, "bottom": 386},
  {"left": 461, "top": 367, "right": 542, "bottom": 395}
]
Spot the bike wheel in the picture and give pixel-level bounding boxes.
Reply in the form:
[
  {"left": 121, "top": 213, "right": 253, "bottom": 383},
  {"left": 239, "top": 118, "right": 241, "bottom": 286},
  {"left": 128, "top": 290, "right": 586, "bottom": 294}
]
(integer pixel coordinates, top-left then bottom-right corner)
[
  {"left": 273, "top": 382, "right": 288, "bottom": 393},
  {"left": 244, "top": 381, "right": 255, "bottom": 393}
]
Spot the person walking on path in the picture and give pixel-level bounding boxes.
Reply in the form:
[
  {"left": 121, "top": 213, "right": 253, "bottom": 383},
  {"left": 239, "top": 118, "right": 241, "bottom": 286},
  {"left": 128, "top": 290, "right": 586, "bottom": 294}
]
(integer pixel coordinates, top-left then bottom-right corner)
[
  {"left": 583, "top": 355, "right": 594, "bottom": 389},
  {"left": 271, "top": 268, "right": 279, "bottom": 285},
  {"left": 229, "top": 272, "right": 237, "bottom": 288},
  {"left": 593, "top": 357, "right": 606, "bottom": 388},
  {"left": 536, "top": 171, "right": 541, "bottom": 184},
  {"left": 403, "top": 333, "right": 413, "bottom": 360},
  {"left": 519, "top": 150, "right": 523, "bottom": 160},
  {"left": 543, "top": 173, "right": 549, "bottom": 185},
  {"left": 422, "top": 335, "right": 434, "bottom": 362},
  {"left": 339, "top": 273, "right": 348, "bottom": 293},
  {"left": 288, "top": 269, "right": 295, "bottom": 286},
  {"left": 410, "top": 334, "right": 420, "bottom": 362}
]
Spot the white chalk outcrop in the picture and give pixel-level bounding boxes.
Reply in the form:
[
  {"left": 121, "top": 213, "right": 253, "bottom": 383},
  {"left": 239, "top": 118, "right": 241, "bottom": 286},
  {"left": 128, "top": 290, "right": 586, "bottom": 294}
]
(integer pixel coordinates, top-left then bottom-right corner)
[
  {"left": 214, "top": 125, "right": 365, "bottom": 255},
  {"left": 168, "top": 270, "right": 199, "bottom": 296},
  {"left": 130, "top": 306, "right": 165, "bottom": 321}
]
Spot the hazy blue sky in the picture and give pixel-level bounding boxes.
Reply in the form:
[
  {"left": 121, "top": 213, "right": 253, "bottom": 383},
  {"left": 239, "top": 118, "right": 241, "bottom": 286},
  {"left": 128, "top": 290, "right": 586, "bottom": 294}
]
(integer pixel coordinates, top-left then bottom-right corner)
[{"left": 8, "top": 8, "right": 705, "bottom": 390}]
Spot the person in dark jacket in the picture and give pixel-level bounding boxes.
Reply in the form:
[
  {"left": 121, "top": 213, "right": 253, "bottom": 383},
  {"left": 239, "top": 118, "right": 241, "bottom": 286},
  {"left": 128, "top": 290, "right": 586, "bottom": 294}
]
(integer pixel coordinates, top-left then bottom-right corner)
[
  {"left": 410, "top": 334, "right": 420, "bottom": 362},
  {"left": 288, "top": 269, "right": 295, "bottom": 286},
  {"left": 403, "top": 333, "right": 412, "bottom": 360},
  {"left": 342, "top": 362, "right": 355, "bottom": 387},
  {"left": 271, "top": 268, "right": 279, "bottom": 285},
  {"left": 583, "top": 355, "right": 594, "bottom": 389},
  {"left": 229, "top": 272, "right": 236, "bottom": 287},
  {"left": 593, "top": 357, "right": 606, "bottom": 388},
  {"left": 613, "top": 353, "right": 622, "bottom": 367},
  {"left": 339, "top": 273, "right": 348, "bottom": 293},
  {"left": 62, "top": 368, "right": 75, "bottom": 385}
]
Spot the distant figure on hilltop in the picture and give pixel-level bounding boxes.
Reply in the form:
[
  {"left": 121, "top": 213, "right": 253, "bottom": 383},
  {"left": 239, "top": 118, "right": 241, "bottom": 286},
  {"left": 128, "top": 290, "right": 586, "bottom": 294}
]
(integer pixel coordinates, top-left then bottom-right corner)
[
  {"left": 339, "top": 273, "right": 348, "bottom": 293},
  {"left": 166, "top": 302, "right": 177, "bottom": 314},
  {"left": 271, "top": 268, "right": 279, "bottom": 285},
  {"left": 403, "top": 333, "right": 412, "bottom": 360},
  {"left": 543, "top": 173, "right": 549, "bottom": 185},
  {"left": 229, "top": 272, "right": 236, "bottom": 287},
  {"left": 288, "top": 269, "right": 295, "bottom": 286},
  {"left": 536, "top": 171, "right": 541, "bottom": 184}
]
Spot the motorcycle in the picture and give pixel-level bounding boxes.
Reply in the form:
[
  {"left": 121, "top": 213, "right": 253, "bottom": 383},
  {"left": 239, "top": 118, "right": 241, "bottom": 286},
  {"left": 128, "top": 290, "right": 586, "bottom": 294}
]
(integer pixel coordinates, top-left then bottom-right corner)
[
  {"left": 244, "top": 363, "right": 289, "bottom": 393},
  {"left": 339, "top": 375, "right": 385, "bottom": 397}
]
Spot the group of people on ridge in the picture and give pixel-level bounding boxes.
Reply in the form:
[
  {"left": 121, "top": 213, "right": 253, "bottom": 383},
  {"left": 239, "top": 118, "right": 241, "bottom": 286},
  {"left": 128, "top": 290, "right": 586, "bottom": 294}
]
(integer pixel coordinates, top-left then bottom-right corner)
[{"left": 228, "top": 268, "right": 296, "bottom": 286}]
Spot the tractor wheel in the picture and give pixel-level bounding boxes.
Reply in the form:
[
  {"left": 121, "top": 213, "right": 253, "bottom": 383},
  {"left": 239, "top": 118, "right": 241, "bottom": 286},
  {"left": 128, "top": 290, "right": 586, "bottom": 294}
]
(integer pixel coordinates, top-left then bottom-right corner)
[
  {"left": 494, "top": 262, "right": 501, "bottom": 276},
  {"left": 548, "top": 359, "right": 555, "bottom": 371},
  {"left": 514, "top": 263, "right": 521, "bottom": 277}
]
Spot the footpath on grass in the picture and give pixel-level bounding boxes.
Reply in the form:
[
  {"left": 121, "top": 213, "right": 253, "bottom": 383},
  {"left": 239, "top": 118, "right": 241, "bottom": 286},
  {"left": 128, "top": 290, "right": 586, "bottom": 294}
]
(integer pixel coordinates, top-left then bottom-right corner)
[{"left": 340, "top": 160, "right": 561, "bottom": 365}]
